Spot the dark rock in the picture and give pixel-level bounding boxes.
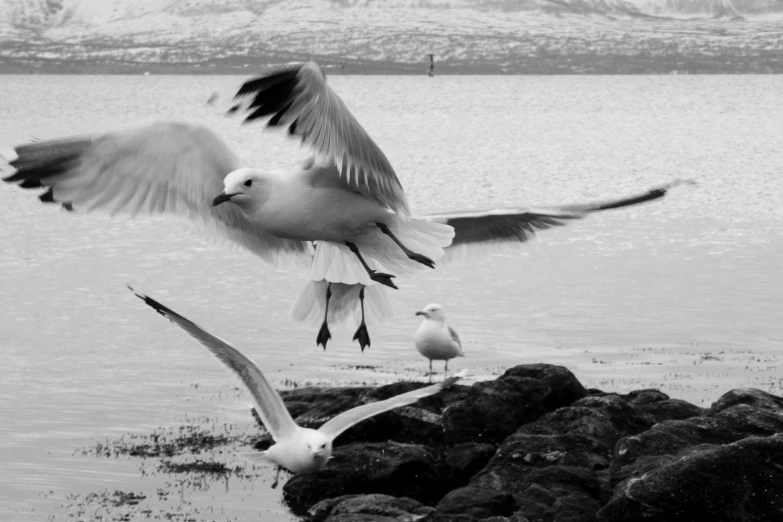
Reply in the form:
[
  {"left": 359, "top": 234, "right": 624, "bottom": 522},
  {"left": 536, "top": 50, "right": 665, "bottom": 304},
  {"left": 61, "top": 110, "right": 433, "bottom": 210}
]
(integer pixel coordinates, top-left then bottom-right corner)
[
  {"left": 445, "top": 443, "right": 496, "bottom": 483},
  {"left": 636, "top": 399, "right": 704, "bottom": 424},
  {"left": 500, "top": 365, "right": 588, "bottom": 410},
  {"left": 624, "top": 389, "right": 670, "bottom": 405},
  {"left": 434, "top": 486, "right": 517, "bottom": 519},
  {"left": 473, "top": 464, "right": 603, "bottom": 522},
  {"left": 621, "top": 389, "right": 705, "bottom": 423},
  {"left": 610, "top": 403, "right": 783, "bottom": 485},
  {"left": 309, "top": 493, "right": 434, "bottom": 522},
  {"left": 517, "top": 406, "right": 620, "bottom": 449},
  {"left": 491, "top": 432, "right": 611, "bottom": 471},
  {"left": 550, "top": 492, "right": 603, "bottom": 522},
  {"left": 598, "top": 435, "right": 783, "bottom": 522},
  {"left": 443, "top": 365, "right": 586, "bottom": 444},
  {"left": 282, "top": 386, "right": 368, "bottom": 423},
  {"left": 253, "top": 371, "right": 783, "bottom": 522},
  {"left": 283, "top": 441, "right": 448, "bottom": 513},
  {"left": 708, "top": 388, "right": 783, "bottom": 415},
  {"left": 571, "top": 394, "right": 656, "bottom": 442}
]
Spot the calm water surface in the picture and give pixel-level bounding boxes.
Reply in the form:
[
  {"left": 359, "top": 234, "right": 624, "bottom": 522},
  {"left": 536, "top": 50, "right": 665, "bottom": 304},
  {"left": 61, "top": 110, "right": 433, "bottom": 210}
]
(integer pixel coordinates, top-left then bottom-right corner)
[{"left": 1, "top": 74, "right": 782, "bottom": 520}]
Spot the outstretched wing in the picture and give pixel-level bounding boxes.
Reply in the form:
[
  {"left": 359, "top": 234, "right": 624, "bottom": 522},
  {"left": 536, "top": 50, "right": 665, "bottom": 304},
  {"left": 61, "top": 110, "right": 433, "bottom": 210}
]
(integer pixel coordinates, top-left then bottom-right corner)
[
  {"left": 1, "top": 121, "right": 309, "bottom": 264},
  {"left": 232, "top": 61, "right": 409, "bottom": 216},
  {"left": 130, "top": 287, "right": 299, "bottom": 442},
  {"left": 318, "top": 370, "right": 466, "bottom": 441},
  {"left": 423, "top": 181, "right": 690, "bottom": 257}
]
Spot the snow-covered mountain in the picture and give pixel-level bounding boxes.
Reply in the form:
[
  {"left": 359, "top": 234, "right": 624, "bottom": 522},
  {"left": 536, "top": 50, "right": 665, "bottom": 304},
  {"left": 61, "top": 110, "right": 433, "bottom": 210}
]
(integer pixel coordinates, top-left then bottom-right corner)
[{"left": 1, "top": 0, "right": 782, "bottom": 73}]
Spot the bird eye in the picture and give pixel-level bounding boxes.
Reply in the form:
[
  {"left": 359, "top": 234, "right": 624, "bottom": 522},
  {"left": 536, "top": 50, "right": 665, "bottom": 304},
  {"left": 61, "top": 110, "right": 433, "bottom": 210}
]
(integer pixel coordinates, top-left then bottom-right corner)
[
  {"left": 321, "top": 443, "right": 327, "bottom": 449},
  {"left": 244, "top": 179, "right": 253, "bottom": 187}
]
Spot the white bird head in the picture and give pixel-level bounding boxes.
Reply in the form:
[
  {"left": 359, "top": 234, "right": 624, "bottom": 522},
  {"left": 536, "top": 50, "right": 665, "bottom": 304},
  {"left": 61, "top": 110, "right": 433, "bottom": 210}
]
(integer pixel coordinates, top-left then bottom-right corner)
[
  {"left": 306, "top": 430, "right": 333, "bottom": 467},
  {"left": 415, "top": 303, "right": 445, "bottom": 321},
  {"left": 212, "top": 168, "right": 269, "bottom": 209}
]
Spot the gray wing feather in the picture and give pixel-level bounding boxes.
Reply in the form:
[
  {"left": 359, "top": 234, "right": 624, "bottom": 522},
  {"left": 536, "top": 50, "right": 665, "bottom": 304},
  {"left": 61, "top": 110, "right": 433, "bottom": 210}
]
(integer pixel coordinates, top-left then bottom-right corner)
[
  {"left": 318, "top": 372, "right": 464, "bottom": 440},
  {"left": 1, "top": 121, "right": 309, "bottom": 264},
  {"left": 448, "top": 325, "right": 463, "bottom": 352},
  {"left": 233, "top": 62, "right": 409, "bottom": 216},
  {"left": 130, "top": 288, "right": 299, "bottom": 442},
  {"left": 422, "top": 182, "right": 683, "bottom": 250}
]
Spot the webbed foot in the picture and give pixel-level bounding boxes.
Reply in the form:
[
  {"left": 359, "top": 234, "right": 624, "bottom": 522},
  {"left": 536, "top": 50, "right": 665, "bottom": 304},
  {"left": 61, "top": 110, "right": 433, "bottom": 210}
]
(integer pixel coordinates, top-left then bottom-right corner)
[
  {"left": 352, "top": 322, "right": 371, "bottom": 352},
  {"left": 408, "top": 252, "right": 435, "bottom": 269},
  {"left": 369, "top": 270, "right": 398, "bottom": 289},
  {"left": 316, "top": 321, "right": 331, "bottom": 349}
]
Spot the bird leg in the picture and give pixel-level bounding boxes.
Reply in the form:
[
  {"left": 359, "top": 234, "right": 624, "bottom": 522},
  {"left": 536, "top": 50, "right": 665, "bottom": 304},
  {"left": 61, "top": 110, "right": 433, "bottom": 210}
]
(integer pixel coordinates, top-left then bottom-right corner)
[
  {"left": 316, "top": 283, "right": 332, "bottom": 349},
  {"left": 376, "top": 222, "right": 435, "bottom": 269},
  {"left": 344, "top": 241, "right": 398, "bottom": 289},
  {"left": 428, "top": 360, "right": 433, "bottom": 383},
  {"left": 445, "top": 359, "right": 449, "bottom": 378},
  {"left": 271, "top": 466, "right": 283, "bottom": 489},
  {"left": 352, "top": 286, "right": 371, "bottom": 352}
]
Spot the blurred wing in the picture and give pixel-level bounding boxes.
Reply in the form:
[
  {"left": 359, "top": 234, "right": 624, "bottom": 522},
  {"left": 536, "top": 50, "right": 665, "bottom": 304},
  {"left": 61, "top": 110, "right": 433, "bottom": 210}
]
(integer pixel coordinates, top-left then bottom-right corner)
[
  {"left": 130, "top": 287, "right": 299, "bottom": 441},
  {"left": 448, "top": 325, "right": 462, "bottom": 351},
  {"left": 423, "top": 182, "right": 684, "bottom": 257},
  {"left": 232, "top": 61, "right": 409, "bottom": 216},
  {"left": 1, "top": 121, "right": 309, "bottom": 264},
  {"left": 318, "top": 371, "right": 465, "bottom": 440}
]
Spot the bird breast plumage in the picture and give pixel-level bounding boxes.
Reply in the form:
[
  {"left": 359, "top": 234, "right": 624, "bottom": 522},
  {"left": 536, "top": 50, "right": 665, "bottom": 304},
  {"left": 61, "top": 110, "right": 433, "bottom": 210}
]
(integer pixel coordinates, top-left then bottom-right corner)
[
  {"left": 253, "top": 175, "right": 393, "bottom": 242},
  {"left": 263, "top": 428, "right": 331, "bottom": 473},
  {"left": 415, "top": 322, "right": 461, "bottom": 360}
]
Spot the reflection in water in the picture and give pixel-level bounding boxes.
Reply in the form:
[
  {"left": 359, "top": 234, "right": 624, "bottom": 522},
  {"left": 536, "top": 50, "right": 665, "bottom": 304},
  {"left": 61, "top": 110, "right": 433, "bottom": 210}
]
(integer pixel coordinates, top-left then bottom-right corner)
[{"left": 1, "top": 75, "right": 782, "bottom": 519}]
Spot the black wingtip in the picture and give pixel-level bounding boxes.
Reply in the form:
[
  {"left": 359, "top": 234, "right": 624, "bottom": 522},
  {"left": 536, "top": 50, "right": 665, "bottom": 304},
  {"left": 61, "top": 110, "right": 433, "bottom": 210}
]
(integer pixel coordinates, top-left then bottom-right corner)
[
  {"left": 594, "top": 188, "right": 666, "bottom": 211},
  {"left": 128, "top": 285, "right": 174, "bottom": 321},
  {"left": 595, "top": 179, "right": 696, "bottom": 212}
]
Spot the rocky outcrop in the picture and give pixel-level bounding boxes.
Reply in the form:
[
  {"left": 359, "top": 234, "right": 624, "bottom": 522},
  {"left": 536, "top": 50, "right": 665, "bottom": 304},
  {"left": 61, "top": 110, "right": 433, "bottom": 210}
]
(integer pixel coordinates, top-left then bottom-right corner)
[{"left": 258, "top": 367, "right": 783, "bottom": 522}]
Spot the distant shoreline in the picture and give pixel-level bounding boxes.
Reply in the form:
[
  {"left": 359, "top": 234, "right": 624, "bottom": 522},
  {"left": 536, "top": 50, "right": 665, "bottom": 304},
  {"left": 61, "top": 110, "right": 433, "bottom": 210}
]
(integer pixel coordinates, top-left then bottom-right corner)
[{"left": 3, "top": 56, "right": 783, "bottom": 75}]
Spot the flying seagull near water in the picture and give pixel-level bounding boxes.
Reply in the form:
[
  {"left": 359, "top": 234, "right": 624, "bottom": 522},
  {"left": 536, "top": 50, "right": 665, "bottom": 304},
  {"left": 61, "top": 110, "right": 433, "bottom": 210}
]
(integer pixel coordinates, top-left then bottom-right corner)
[
  {"left": 129, "top": 286, "right": 464, "bottom": 487},
  {"left": 0, "top": 60, "right": 691, "bottom": 350},
  {"left": 1, "top": 61, "right": 452, "bottom": 348},
  {"left": 415, "top": 303, "right": 464, "bottom": 382}
]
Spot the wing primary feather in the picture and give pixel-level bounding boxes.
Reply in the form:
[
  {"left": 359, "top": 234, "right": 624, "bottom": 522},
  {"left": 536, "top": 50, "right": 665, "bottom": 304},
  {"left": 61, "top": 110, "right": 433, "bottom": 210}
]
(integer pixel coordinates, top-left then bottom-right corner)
[
  {"left": 19, "top": 178, "right": 44, "bottom": 189},
  {"left": 593, "top": 187, "right": 666, "bottom": 210},
  {"left": 267, "top": 100, "right": 294, "bottom": 127},
  {"left": 317, "top": 374, "right": 464, "bottom": 440},
  {"left": 234, "top": 67, "right": 300, "bottom": 99},
  {"left": 128, "top": 286, "right": 299, "bottom": 441},
  {"left": 230, "top": 61, "right": 410, "bottom": 216}
]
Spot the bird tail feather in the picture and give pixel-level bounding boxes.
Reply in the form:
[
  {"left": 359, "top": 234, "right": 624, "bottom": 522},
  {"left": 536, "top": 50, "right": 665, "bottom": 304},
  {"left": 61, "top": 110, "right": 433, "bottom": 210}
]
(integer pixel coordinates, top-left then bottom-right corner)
[
  {"left": 309, "top": 242, "right": 376, "bottom": 285},
  {"left": 290, "top": 279, "right": 393, "bottom": 328},
  {"left": 239, "top": 451, "right": 274, "bottom": 465},
  {"left": 360, "top": 218, "right": 454, "bottom": 277}
]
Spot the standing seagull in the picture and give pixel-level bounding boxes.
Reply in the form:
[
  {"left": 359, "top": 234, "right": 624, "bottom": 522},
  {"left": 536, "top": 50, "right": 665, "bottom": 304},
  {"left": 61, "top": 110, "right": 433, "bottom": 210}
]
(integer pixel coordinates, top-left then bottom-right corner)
[
  {"left": 415, "top": 303, "right": 464, "bottom": 382},
  {"left": 129, "top": 287, "right": 464, "bottom": 487},
  {"left": 0, "top": 61, "right": 453, "bottom": 349}
]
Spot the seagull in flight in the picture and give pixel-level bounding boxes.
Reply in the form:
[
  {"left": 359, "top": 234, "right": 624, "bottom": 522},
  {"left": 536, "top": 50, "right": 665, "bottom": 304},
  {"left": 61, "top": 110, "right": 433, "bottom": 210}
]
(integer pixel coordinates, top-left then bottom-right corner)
[
  {"left": 0, "top": 60, "right": 692, "bottom": 350},
  {"left": 414, "top": 303, "right": 464, "bottom": 382},
  {"left": 1, "top": 61, "right": 453, "bottom": 349},
  {"left": 129, "top": 286, "right": 464, "bottom": 487}
]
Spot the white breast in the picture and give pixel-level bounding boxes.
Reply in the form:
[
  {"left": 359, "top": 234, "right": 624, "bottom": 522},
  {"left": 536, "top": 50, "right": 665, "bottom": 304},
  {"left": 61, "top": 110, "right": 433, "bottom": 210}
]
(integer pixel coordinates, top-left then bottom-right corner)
[{"left": 414, "top": 321, "right": 462, "bottom": 361}]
